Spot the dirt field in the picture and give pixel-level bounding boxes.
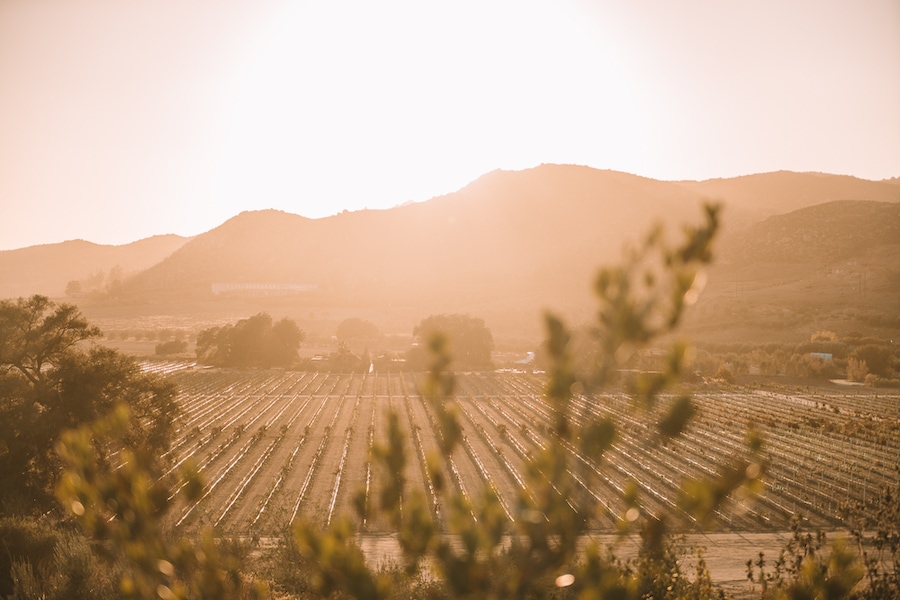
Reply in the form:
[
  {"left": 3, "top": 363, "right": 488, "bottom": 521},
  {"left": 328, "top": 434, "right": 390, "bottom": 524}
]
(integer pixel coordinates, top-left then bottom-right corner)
[{"left": 147, "top": 364, "right": 897, "bottom": 594}]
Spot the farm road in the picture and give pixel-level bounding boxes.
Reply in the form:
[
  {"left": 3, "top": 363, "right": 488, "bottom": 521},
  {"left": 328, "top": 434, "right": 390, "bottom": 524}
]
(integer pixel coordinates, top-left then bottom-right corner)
[{"left": 357, "top": 530, "right": 815, "bottom": 599}]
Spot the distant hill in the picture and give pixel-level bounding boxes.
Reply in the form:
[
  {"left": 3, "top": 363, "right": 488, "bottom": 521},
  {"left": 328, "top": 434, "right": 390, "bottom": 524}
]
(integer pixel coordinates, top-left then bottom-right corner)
[
  {"left": 725, "top": 200, "right": 900, "bottom": 264},
  {"left": 0, "top": 235, "right": 189, "bottom": 298},
  {"left": 123, "top": 166, "right": 705, "bottom": 307},
  {"left": 124, "top": 166, "right": 899, "bottom": 302},
  {"left": 686, "top": 200, "right": 900, "bottom": 343},
  {"left": 675, "top": 171, "right": 900, "bottom": 229},
  {"left": 2, "top": 165, "right": 898, "bottom": 344}
]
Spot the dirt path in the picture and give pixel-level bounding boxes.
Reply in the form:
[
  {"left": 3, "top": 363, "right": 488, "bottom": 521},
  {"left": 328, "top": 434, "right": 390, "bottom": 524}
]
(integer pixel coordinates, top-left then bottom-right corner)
[{"left": 356, "top": 530, "right": 804, "bottom": 598}]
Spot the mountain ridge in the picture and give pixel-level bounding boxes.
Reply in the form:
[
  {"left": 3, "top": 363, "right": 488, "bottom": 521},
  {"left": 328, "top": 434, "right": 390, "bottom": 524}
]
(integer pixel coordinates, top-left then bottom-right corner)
[
  {"left": 2, "top": 165, "right": 898, "bottom": 344},
  {"left": 0, "top": 234, "right": 190, "bottom": 298}
]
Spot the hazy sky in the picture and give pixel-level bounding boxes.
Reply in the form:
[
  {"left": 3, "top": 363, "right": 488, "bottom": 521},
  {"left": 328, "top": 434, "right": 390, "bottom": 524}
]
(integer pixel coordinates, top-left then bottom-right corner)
[{"left": 1, "top": 0, "right": 898, "bottom": 250}]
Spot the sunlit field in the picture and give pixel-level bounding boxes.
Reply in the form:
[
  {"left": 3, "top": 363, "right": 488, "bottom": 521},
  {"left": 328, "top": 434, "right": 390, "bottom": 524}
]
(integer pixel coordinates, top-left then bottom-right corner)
[{"left": 145, "top": 362, "right": 899, "bottom": 538}]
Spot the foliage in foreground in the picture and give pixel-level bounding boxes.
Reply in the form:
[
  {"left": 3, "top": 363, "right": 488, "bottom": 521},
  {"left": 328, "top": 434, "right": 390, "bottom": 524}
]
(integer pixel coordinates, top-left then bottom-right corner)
[
  {"left": 55, "top": 405, "right": 268, "bottom": 600},
  {"left": 745, "top": 482, "right": 900, "bottom": 600}
]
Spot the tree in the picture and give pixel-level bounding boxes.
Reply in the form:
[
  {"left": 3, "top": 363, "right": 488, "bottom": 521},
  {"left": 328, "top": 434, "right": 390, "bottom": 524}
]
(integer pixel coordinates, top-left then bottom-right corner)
[
  {"left": 0, "top": 296, "right": 99, "bottom": 387},
  {"left": 850, "top": 344, "right": 892, "bottom": 378},
  {"left": 408, "top": 314, "right": 493, "bottom": 370},
  {"left": 155, "top": 340, "right": 188, "bottom": 356},
  {"left": 327, "top": 341, "right": 369, "bottom": 372},
  {"left": 336, "top": 317, "right": 380, "bottom": 342},
  {"left": 0, "top": 295, "right": 178, "bottom": 510},
  {"left": 195, "top": 313, "right": 304, "bottom": 368},
  {"left": 810, "top": 330, "right": 838, "bottom": 342},
  {"left": 65, "top": 280, "right": 82, "bottom": 297},
  {"left": 715, "top": 364, "right": 736, "bottom": 384},
  {"left": 270, "top": 317, "right": 304, "bottom": 366},
  {"left": 846, "top": 356, "right": 869, "bottom": 382}
]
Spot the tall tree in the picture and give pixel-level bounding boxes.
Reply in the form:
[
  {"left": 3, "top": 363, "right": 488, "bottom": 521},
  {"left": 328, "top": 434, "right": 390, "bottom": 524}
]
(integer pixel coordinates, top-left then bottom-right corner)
[
  {"left": 0, "top": 295, "right": 99, "bottom": 388},
  {"left": 336, "top": 317, "right": 380, "bottom": 342},
  {"left": 195, "top": 313, "right": 304, "bottom": 368},
  {"left": 410, "top": 314, "right": 494, "bottom": 370},
  {"left": 0, "top": 295, "right": 177, "bottom": 511}
]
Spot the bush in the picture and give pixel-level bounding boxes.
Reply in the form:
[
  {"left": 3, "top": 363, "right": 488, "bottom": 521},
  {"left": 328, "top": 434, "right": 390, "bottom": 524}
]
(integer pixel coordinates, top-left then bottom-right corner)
[
  {"left": 847, "top": 357, "right": 869, "bottom": 382},
  {"left": 55, "top": 406, "right": 268, "bottom": 600},
  {"left": 864, "top": 374, "right": 900, "bottom": 388},
  {"left": 336, "top": 317, "right": 380, "bottom": 341},
  {"left": 714, "top": 365, "right": 735, "bottom": 384},
  {"left": 787, "top": 353, "right": 838, "bottom": 380},
  {"left": 406, "top": 314, "right": 494, "bottom": 371},
  {"left": 0, "top": 517, "right": 57, "bottom": 597},
  {"left": 810, "top": 330, "right": 838, "bottom": 342},
  {"left": 850, "top": 344, "right": 894, "bottom": 378},
  {"left": 155, "top": 339, "right": 188, "bottom": 355},
  {"left": 196, "top": 313, "right": 304, "bottom": 368},
  {"left": 0, "top": 518, "right": 118, "bottom": 600}
]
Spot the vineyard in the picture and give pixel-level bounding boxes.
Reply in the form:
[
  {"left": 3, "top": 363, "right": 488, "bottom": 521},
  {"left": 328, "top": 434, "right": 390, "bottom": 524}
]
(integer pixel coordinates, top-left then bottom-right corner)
[{"left": 145, "top": 363, "right": 900, "bottom": 538}]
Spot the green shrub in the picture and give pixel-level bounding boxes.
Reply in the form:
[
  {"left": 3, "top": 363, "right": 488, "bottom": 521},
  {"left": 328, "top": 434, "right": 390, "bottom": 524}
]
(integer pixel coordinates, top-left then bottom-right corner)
[
  {"left": 714, "top": 365, "right": 736, "bottom": 383},
  {"left": 0, "top": 517, "right": 57, "bottom": 597},
  {"left": 155, "top": 339, "right": 188, "bottom": 355}
]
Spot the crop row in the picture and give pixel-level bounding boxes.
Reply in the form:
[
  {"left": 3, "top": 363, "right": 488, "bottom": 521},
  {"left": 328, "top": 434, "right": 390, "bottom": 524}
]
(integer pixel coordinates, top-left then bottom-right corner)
[{"left": 152, "top": 366, "right": 899, "bottom": 536}]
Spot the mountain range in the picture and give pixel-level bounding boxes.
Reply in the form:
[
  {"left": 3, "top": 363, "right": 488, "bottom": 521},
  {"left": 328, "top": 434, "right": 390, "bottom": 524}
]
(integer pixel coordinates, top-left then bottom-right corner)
[
  {"left": 1, "top": 165, "right": 898, "bottom": 344},
  {"left": 0, "top": 234, "right": 188, "bottom": 299}
]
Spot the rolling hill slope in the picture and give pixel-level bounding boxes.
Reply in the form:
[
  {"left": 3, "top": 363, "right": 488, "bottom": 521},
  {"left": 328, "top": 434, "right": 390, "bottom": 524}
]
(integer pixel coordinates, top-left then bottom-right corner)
[
  {"left": 675, "top": 171, "right": 900, "bottom": 228},
  {"left": 2, "top": 165, "right": 898, "bottom": 343},
  {"left": 0, "top": 234, "right": 189, "bottom": 298},
  {"left": 124, "top": 165, "right": 707, "bottom": 306},
  {"left": 686, "top": 200, "right": 900, "bottom": 342}
]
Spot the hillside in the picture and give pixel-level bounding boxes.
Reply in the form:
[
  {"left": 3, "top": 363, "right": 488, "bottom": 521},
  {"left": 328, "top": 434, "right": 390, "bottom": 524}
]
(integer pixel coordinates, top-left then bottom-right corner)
[
  {"left": 675, "top": 171, "right": 900, "bottom": 228},
  {"left": 123, "top": 166, "right": 900, "bottom": 302},
  {"left": 124, "top": 165, "right": 704, "bottom": 307},
  {"left": 684, "top": 200, "right": 900, "bottom": 343},
  {"left": 0, "top": 234, "right": 189, "bottom": 298},
  {"left": 725, "top": 200, "right": 900, "bottom": 264},
  {"left": 2, "top": 165, "right": 898, "bottom": 345}
]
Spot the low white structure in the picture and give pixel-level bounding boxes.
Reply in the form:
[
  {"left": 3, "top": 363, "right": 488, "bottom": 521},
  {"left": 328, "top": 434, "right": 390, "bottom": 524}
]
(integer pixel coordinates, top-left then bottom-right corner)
[{"left": 211, "top": 282, "right": 318, "bottom": 297}]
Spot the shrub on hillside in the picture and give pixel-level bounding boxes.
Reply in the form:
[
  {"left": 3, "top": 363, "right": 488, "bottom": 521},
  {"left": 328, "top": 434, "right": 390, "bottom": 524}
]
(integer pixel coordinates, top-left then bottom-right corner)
[
  {"left": 790, "top": 353, "right": 839, "bottom": 380},
  {"left": 850, "top": 344, "right": 894, "bottom": 378},
  {"left": 0, "top": 517, "right": 119, "bottom": 599},
  {"left": 714, "top": 365, "right": 736, "bottom": 383},
  {"left": 847, "top": 357, "right": 869, "bottom": 382},
  {"left": 864, "top": 374, "right": 900, "bottom": 388}
]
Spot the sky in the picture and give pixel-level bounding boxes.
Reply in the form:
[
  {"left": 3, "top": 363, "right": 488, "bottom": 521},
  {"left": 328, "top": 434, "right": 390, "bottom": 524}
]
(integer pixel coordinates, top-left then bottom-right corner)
[{"left": 1, "top": 0, "right": 898, "bottom": 251}]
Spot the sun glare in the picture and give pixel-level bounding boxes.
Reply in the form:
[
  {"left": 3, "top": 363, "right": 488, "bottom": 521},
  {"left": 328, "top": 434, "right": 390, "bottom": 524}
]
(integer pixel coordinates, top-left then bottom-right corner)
[{"left": 210, "top": 0, "right": 645, "bottom": 218}]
